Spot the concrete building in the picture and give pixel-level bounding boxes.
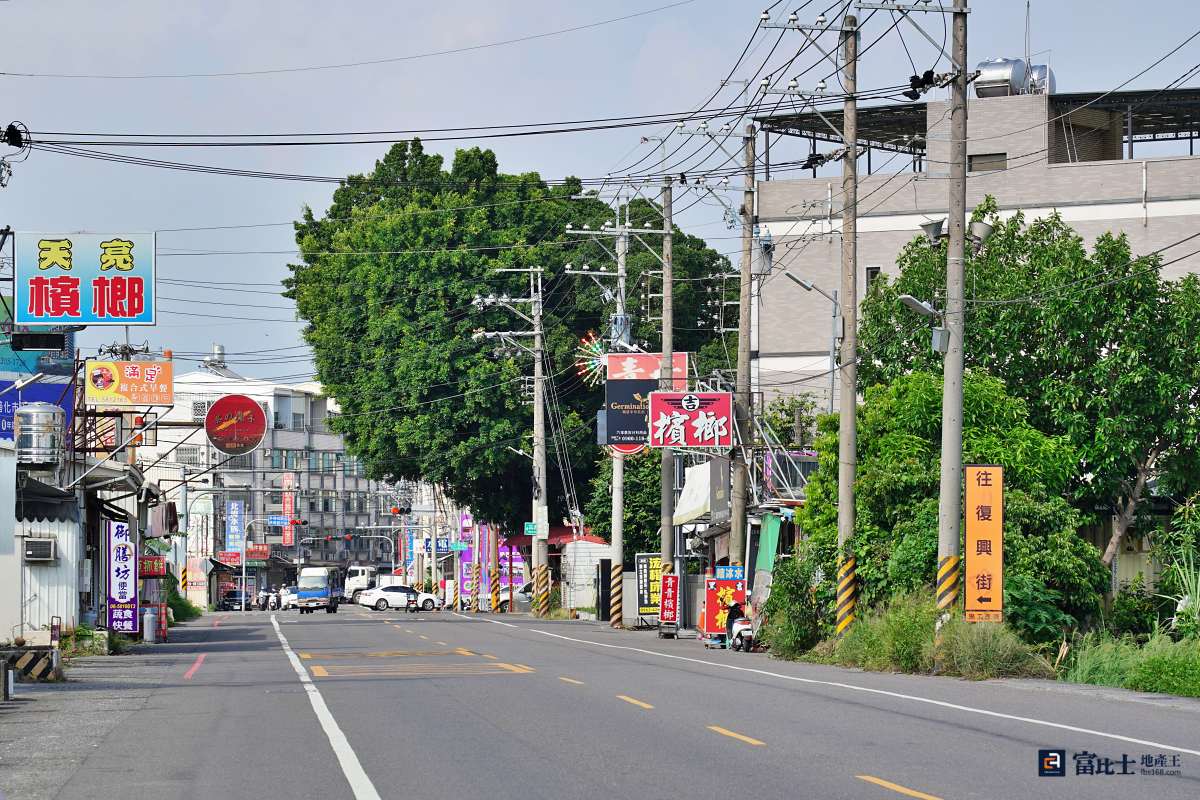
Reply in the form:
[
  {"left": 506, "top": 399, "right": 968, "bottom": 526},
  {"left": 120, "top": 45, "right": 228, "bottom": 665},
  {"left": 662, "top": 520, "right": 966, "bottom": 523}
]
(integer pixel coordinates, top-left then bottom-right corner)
[
  {"left": 754, "top": 85, "right": 1200, "bottom": 408},
  {"left": 141, "top": 351, "right": 401, "bottom": 600}
]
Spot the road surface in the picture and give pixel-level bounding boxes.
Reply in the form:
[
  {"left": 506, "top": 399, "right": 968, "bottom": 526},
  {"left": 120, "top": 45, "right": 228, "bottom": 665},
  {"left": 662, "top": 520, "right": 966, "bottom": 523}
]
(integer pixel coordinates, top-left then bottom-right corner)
[{"left": 13, "top": 604, "right": 1200, "bottom": 800}]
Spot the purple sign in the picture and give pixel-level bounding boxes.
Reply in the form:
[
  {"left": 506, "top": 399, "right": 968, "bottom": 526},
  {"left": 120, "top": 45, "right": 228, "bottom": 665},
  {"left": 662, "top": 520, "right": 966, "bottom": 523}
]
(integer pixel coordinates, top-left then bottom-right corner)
[
  {"left": 106, "top": 519, "right": 139, "bottom": 633},
  {"left": 457, "top": 538, "right": 526, "bottom": 594}
]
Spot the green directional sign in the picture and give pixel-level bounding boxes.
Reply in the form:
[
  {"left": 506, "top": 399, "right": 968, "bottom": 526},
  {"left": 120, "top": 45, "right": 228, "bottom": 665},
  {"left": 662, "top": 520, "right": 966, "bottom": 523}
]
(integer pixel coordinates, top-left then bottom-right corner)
[
  {"left": 245, "top": 560, "right": 267, "bottom": 567},
  {"left": 524, "top": 522, "right": 537, "bottom": 536},
  {"left": 449, "top": 542, "right": 469, "bottom": 552}
]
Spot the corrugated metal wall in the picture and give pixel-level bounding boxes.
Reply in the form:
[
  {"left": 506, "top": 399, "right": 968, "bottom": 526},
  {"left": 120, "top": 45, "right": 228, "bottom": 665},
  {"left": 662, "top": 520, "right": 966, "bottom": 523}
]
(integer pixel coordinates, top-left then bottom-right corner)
[{"left": 19, "top": 517, "right": 83, "bottom": 631}]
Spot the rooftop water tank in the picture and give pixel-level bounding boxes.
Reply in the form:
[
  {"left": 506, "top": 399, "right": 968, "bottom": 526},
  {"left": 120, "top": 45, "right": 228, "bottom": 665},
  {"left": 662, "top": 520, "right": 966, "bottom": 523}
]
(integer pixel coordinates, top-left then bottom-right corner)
[
  {"left": 975, "top": 58, "right": 1029, "bottom": 98},
  {"left": 15, "top": 402, "right": 65, "bottom": 466},
  {"left": 1028, "top": 63, "right": 1056, "bottom": 95}
]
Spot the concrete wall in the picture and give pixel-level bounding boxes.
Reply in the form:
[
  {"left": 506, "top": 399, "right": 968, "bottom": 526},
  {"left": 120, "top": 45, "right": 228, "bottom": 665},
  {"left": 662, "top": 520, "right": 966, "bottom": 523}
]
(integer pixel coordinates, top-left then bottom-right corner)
[{"left": 0, "top": 443, "right": 17, "bottom": 642}]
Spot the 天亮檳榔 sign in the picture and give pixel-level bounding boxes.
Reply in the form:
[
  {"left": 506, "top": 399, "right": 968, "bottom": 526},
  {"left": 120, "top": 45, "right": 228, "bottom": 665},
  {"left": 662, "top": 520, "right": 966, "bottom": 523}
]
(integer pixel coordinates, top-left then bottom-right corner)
[
  {"left": 15, "top": 232, "right": 155, "bottom": 325},
  {"left": 205, "top": 394, "right": 267, "bottom": 456}
]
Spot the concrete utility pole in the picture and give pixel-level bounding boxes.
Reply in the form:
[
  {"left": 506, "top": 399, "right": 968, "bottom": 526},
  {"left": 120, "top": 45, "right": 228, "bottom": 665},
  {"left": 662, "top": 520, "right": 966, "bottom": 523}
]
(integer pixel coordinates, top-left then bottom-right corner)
[
  {"left": 659, "top": 178, "right": 675, "bottom": 577},
  {"left": 835, "top": 15, "right": 860, "bottom": 639},
  {"left": 729, "top": 124, "right": 756, "bottom": 567},
  {"left": 531, "top": 270, "right": 550, "bottom": 618},
  {"left": 609, "top": 222, "right": 629, "bottom": 628},
  {"left": 936, "top": 0, "right": 970, "bottom": 652}
]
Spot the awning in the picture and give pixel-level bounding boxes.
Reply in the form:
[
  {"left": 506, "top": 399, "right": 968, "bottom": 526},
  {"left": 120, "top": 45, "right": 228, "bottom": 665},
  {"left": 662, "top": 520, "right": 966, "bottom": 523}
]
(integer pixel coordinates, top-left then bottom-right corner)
[
  {"left": 16, "top": 474, "right": 79, "bottom": 523},
  {"left": 673, "top": 462, "right": 711, "bottom": 526}
]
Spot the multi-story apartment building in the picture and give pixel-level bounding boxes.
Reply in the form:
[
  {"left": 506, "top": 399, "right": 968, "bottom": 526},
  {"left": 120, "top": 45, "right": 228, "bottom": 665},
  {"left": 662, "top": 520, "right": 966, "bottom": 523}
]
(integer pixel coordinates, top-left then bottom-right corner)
[
  {"left": 142, "top": 349, "right": 400, "bottom": 583},
  {"left": 753, "top": 77, "right": 1200, "bottom": 407}
]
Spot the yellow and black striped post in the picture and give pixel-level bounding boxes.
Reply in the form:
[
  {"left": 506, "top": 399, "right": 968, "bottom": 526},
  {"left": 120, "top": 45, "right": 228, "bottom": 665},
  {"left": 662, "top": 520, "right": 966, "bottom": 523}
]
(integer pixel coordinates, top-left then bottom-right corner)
[
  {"left": 835, "top": 555, "right": 857, "bottom": 637},
  {"left": 934, "top": 555, "right": 960, "bottom": 664},
  {"left": 180, "top": 565, "right": 187, "bottom": 593},
  {"left": 451, "top": 578, "right": 460, "bottom": 613},
  {"left": 490, "top": 566, "right": 501, "bottom": 613},
  {"left": 609, "top": 562, "right": 623, "bottom": 628},
  {"left": 534, "top": 565, "right": 550, "bottom": 617},
  {"left": 471, "top": 561, "right": 481, "bottom": 613}
]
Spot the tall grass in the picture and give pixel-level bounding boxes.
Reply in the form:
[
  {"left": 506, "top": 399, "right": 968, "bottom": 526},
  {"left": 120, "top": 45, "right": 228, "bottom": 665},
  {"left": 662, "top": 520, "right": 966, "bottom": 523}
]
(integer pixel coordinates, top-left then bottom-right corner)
[{"left": 1064, "top": 630, "right": 1200, "bottom": 697}]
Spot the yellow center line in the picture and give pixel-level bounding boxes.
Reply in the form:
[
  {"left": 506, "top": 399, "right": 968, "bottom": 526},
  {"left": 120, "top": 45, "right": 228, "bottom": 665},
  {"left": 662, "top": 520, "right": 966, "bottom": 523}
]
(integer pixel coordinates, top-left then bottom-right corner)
[
  {"left": 616, "top": 694, "right": 654, "bottom": 709},
  {"left": 456, "top": 648, "right": 476, "bottom": 656},
  {"left": 482, "top": 654, "right": 498, "bottom": 660},
  {"left": 855, "top": 776, "right": 943, "bottom": 800},
  {"left": 309, "top": 665, "right": 329, "bottom": 677},
  {"left": 706, "top": 725, "right": 765, "bottom": 746},
  {"left": 558, "top": 676, "right": 585, "bottom": 685}
]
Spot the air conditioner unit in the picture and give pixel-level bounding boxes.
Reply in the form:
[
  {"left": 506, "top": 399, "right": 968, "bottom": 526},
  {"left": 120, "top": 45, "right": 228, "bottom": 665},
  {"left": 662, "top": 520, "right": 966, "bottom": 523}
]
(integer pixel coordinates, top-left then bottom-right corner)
[{"left": 25, "top": 538, "right": 58, "bottom": 562}]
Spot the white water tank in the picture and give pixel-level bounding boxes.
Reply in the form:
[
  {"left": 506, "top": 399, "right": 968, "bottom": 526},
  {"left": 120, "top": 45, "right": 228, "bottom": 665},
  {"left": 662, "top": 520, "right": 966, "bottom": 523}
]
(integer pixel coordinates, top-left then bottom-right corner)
[
  {"left": 1029, "top": 64, "right": 1056, "bottom": 95},
  {"left": 975, "top": 58, "right": 1029, "bottom": 98},
  {"left": 14, "top": 402, "right": 65, "bottom": 466}
]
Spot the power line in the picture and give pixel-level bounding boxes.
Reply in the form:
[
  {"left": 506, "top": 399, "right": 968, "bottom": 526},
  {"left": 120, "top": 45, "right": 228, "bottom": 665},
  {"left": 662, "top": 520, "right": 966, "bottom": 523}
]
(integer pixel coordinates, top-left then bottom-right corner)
[{"left": 3, "top": 1, "right": 700, "bottom": 80}]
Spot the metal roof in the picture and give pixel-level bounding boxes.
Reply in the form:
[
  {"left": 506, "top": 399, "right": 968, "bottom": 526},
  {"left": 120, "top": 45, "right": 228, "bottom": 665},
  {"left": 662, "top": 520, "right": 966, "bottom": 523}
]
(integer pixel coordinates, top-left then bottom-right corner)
[{"left": 755, "top": 87, "right": 1200, "bottom": 152}]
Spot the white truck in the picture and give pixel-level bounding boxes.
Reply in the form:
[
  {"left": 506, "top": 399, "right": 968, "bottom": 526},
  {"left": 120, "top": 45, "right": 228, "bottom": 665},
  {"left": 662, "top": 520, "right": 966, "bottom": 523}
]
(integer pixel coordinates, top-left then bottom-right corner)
[
  {"left": 345, "top": 565, "right": 378, "bottom": 603},
  {"left": 296, "top": 567, "right": 343, "bottom": 614}
]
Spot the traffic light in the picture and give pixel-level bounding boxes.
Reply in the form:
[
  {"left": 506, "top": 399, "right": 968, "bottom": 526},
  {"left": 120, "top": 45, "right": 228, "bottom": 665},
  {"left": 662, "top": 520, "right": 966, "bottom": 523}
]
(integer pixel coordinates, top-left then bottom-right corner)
[
  {"left": 324, "top": 535, "right": 332, "bottom": 542},
  {"left": 290, "top": 518, "right": 307, "bottom": 526},
  {"left": 344, "top": 533, "right": 353, "bottom": 542}
]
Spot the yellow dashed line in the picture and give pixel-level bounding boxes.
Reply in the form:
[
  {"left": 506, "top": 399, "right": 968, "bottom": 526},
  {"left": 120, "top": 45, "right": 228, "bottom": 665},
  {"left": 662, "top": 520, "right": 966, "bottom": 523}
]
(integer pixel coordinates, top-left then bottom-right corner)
[
  {"left": 616, "top": 694, "right": 654, "bottom": 709},
  {"left": 855, "top": 776, "right": 943, "bottom": 800},
  {"left": 310, "top": 665, "right": 329, "bottom": 677},
  {"left": 456, "top": 648, "right": 475, "bottom": 656},
  {"left": 707, "top": 726, "right": 765, "bottom": 746},
  {"left": 558, "top": 676, "right": 585, "bottom": 685},
  {"left": 482, "top": 654, "right": 498, "bottom": 660}
]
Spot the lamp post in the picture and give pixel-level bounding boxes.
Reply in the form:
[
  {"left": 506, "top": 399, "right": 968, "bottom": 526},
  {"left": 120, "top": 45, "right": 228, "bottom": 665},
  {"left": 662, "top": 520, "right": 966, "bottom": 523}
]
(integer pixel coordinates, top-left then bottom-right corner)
[{"left": 784, "top": 272, "right": 839, "bottom": 414}]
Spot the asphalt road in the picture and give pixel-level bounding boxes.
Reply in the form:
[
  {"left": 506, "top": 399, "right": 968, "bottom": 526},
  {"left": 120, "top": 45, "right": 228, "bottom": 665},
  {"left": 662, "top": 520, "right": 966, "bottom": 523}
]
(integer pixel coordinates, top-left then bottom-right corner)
[{"left": 24, "top": 604, "right": 1200, "bottom": 800}]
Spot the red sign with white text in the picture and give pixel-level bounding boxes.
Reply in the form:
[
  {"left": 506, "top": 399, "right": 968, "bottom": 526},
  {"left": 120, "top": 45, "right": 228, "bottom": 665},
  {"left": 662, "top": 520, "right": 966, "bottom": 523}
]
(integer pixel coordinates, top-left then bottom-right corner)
[
  {"left": 217, "top": 550, "right": 242, "bottom": 566},
  {"left": 138, "top": 555, "right": 167, "bottom": 577},
  {"left": 648, "top": 392, "right": 734, "bottom": 448},
  {"left": 702, "top": 577, "right": 746, "bottom": 636},
  {"left": 659, "top": 574, "right": 680, "bottom": 625},
  {"left": 245, "top": 543, "right": 270, "bottom": 561},
  {"left": 606, "top": 352, "right": 688, "bottom": 388}
]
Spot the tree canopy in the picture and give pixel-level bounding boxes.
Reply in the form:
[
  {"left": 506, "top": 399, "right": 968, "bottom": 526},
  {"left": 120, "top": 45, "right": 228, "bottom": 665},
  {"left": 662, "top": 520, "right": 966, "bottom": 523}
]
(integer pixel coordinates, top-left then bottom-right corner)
[
  {"left": 286, "top": 141, "right": 733, "bottom": 532},
  {"left": 858, "top": 198, "right": 1200, "bottom": 563}
]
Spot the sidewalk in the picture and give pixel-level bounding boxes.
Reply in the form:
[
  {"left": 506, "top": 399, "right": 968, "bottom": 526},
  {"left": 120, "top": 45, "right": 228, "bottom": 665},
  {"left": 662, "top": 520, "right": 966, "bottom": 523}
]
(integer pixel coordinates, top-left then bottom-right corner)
[{"left": 0, "top": 624, "right": 202, "bottom": 800}]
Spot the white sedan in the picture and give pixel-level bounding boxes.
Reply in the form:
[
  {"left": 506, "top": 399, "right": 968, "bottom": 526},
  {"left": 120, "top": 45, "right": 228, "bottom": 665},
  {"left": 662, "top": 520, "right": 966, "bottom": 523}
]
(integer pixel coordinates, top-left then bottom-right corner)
[{"left": 358, "top": 585, "right": 442, "bottom": 612}]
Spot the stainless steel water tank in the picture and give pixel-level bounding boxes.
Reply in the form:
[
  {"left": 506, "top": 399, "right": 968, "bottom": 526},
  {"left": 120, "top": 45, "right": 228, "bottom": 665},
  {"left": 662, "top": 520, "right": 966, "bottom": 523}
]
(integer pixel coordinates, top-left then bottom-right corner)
[
  {"left": 1029, "top": 64, "right": 1056, "bottom": 95},
  {"left": 15, "top": 401, "right": 65, "bottom": 465},
  {"left": 975, "top": 58, "right": 1029, "bottom": 98}
]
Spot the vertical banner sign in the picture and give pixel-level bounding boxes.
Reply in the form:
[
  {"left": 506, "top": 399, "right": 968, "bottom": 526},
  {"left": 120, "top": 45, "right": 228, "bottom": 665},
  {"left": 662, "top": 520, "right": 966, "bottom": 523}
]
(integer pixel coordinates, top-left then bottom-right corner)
[
  {"left": 226, "top": 500, "right": 245, "bottom": 553},
  {"left": 15, "top": 232, "right": 156, "bottom": 325},
  {"left": 635, "top": 553, "right": 663, "bottom": 616},
  {"left": 702, "top": 576, "right": 746, "bottom": 636},
  {"left": 964, "top": 465, "right": 1004, "bottom": 623},
  {"left": 106, "top": 520, "right": 139, "bottom": 633},
  {"left": 659, "top": 573, "right": 680, "bottom": 625},
  {"left": 281, "top": 473, "right": 296, "bottom": 547}
]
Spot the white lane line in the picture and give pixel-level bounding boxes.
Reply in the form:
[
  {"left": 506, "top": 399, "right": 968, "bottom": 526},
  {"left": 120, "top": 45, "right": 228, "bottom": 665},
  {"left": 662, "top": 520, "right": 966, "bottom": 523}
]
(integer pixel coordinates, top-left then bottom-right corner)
[
  {"left": 270, "top": 614, "right": 382, "bottom": 800},
  {"left": 526, "top": 628, "right": 1200, "bottom": 757},
  {"left": 452, "top": 611, "right": 517, "bottom": 628}
]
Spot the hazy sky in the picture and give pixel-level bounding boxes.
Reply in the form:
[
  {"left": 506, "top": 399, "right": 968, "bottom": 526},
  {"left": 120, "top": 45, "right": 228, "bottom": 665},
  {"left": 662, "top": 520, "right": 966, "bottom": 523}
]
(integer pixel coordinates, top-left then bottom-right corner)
[{"left": 2, "top": 0, "right": 1196, "bottom": 379}]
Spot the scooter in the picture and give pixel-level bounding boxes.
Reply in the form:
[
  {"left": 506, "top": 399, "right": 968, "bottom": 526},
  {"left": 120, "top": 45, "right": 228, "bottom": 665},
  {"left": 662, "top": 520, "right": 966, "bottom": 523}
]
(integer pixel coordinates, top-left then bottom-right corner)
[
  {"left": 729, "top": 615, "right": 755, "bottom": 652},
  {"left": 268, "top": 591, "right": 281, "bottom": 611}
]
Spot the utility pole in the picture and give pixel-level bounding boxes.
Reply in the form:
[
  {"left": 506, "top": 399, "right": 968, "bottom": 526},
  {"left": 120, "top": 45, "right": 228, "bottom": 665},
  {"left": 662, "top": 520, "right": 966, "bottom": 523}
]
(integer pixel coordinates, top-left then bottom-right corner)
[
  {"left": 609, "top": 223, "right": 629, "bottom": 628},
  {"left": 531, "top": 270, "right": 550, "bottom": 618},
  {"left": 659, "top": 178, "right": 676, "bottom": 580},
  {"left": 835, "top": 15, "right": 860, "bottom": 638},
  {"left": 729, "top": 124, "right": 756, "bottom": 568},
  {"left": 936, "top": 0, "right": 970, "bottom": 656}
]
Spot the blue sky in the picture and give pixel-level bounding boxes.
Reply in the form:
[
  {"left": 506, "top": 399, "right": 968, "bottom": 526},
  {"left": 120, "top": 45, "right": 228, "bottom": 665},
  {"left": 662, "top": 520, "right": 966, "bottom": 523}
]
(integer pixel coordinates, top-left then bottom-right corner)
[{"left": 1, "top": 0, "right": 1196, "bottom": 378}]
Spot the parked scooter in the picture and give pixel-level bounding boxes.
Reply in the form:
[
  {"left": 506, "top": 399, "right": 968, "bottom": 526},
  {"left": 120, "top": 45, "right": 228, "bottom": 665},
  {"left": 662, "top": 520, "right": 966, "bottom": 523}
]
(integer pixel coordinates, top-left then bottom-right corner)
[
  {"left": 725, "top": 601, "right": 755, "bottom": 653},
  {"left": 256, "top": 588, "right": 272, "bottom": 611}
]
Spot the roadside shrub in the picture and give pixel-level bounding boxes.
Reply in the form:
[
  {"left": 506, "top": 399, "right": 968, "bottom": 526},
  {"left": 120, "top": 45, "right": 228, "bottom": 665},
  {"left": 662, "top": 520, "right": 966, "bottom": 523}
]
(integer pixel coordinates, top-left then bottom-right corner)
[
  {"left": 1004, "top": 573, "right": 1077, "bottom": 645},
  {"left": 939, "top": 617, "right": 1053, "bottom": 680},
  {"left": 761, "top": 541, "right": 828, "bottom": 658},
  {"left": 1157, "top": 552, "right": 1200, "bottom": 640},
  {"left": 164, "top": 573, "right": 202, "bottom": 623},
  {"left": 1124, "top": 637, "right": 1200, "bottom": 697},
  {"left": 1107, "top": 575, "right": 1158, "bottom": 639},
  {"left": 833, "top": 593, "right": 937, "bottom": 673}
]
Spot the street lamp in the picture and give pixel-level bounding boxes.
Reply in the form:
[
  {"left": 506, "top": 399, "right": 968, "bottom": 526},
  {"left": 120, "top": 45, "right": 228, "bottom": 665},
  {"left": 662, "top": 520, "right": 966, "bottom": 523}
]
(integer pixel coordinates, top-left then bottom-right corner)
[
  {"left": 785, "top": 271, "right": 839, "bottom": 414},
  {"left": 898, "top": 294, "right": 949, "bottom": 354}
]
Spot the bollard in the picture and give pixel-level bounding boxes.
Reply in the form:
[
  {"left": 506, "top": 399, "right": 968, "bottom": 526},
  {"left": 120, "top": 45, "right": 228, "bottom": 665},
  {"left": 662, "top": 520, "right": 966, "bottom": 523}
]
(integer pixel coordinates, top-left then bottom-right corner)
[
  {"left": 143, "top": 610, "right": 158, "bottom": 644},
  {"left": 2, "top": 662, "right": 12, "bottom": 700}
]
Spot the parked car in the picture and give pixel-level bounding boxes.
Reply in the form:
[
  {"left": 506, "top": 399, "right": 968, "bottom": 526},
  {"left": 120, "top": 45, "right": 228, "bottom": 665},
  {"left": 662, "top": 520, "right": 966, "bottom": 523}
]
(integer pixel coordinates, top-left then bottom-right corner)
[
  {"left": 497, "top": 581, "right": 534, "bottom": 613},
  {"left": 358, "top": 584, "right": 442, "bottom": 612},
  {"left": 279, "top": 585, "right": 299, "bottom": 610},
  {"left": 219, "top": 590, "right": 253, "bottom": 611}
]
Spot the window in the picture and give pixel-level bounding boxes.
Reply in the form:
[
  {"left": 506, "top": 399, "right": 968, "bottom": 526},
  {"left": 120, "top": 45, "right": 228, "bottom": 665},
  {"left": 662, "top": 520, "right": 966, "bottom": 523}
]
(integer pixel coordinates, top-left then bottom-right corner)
[
  {"left": 225, "top": 453, "right": 254, "bottom": 470},
  {"left": 292, "top": 412, "right": 305, "bottom": 431},
  {"left": 286, "top": 450, "right": 302, "bottom": 470},
  {"left": 177, "top": 445, "right": 204, "bottom": 466},
  {"left": 866, "top": 265, "right": 881, "bottom": 289},
  {"left": 322, "top": 452, "right": 336, "bottom": 474},
  {"left": 271, "top": 450, "right": 283, "bottom": 469},
  {"left": 308, "top": 451, "right": 320, "bottom": 471},
  {"left": 269, "top": 491, "right": 283, "bottom": 504},
  {"left": 968, "top": 152, "right": 1007, "bottom": 172}
]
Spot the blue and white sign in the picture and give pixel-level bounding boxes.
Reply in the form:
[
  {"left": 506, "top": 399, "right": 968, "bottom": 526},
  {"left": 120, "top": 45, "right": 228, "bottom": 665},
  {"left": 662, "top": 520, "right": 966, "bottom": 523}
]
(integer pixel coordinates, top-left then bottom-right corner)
[
  {"left": 715, "top": 565, "right": 745, "bottom": 581},
  {"left": 15, "top": 232, "right": 156, "bottom": 326},
  {"left": 226, "top": 500, "right": 245, "bottom": 552},
  {"left": 423, "top": 537, "right": 451, "bottom": 553},
  {"left": 0, "top": 381, "right": 75, "bottom": 440},
  {"left": 267, "top": 514, "right": 289, "bottom": 527},
  {"left": 406, "top": 528, "right": 415, "bottom": 566}
]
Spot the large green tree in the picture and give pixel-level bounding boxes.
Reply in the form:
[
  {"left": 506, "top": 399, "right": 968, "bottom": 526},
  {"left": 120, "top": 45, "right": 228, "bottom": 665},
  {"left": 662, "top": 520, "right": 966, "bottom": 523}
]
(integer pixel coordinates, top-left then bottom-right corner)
[
  {"left": 797, "top": 371, "right": 1108, "bottom": 623},
  {"left": 858, "top": 199, "right": 1200, "bottom": 564},
  {"left": 287, "top": 141, "right": 733, "bottom": 531}
]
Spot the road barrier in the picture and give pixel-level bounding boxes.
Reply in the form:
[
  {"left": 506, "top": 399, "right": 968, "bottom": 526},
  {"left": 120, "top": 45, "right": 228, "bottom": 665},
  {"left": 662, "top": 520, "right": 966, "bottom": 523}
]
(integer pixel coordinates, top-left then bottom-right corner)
[
  {"left": 490, "top": 566, "right": 501, "bottom": 613},
  {"left": 835, "top": 555, "right": 857, "bottom": 637}
]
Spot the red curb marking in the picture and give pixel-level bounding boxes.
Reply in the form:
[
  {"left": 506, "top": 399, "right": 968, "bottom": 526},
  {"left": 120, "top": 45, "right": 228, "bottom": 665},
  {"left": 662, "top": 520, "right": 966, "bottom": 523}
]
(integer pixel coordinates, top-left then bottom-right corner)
[{"left": 184, "top": 653, "right": 206, "bottom": 680}]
